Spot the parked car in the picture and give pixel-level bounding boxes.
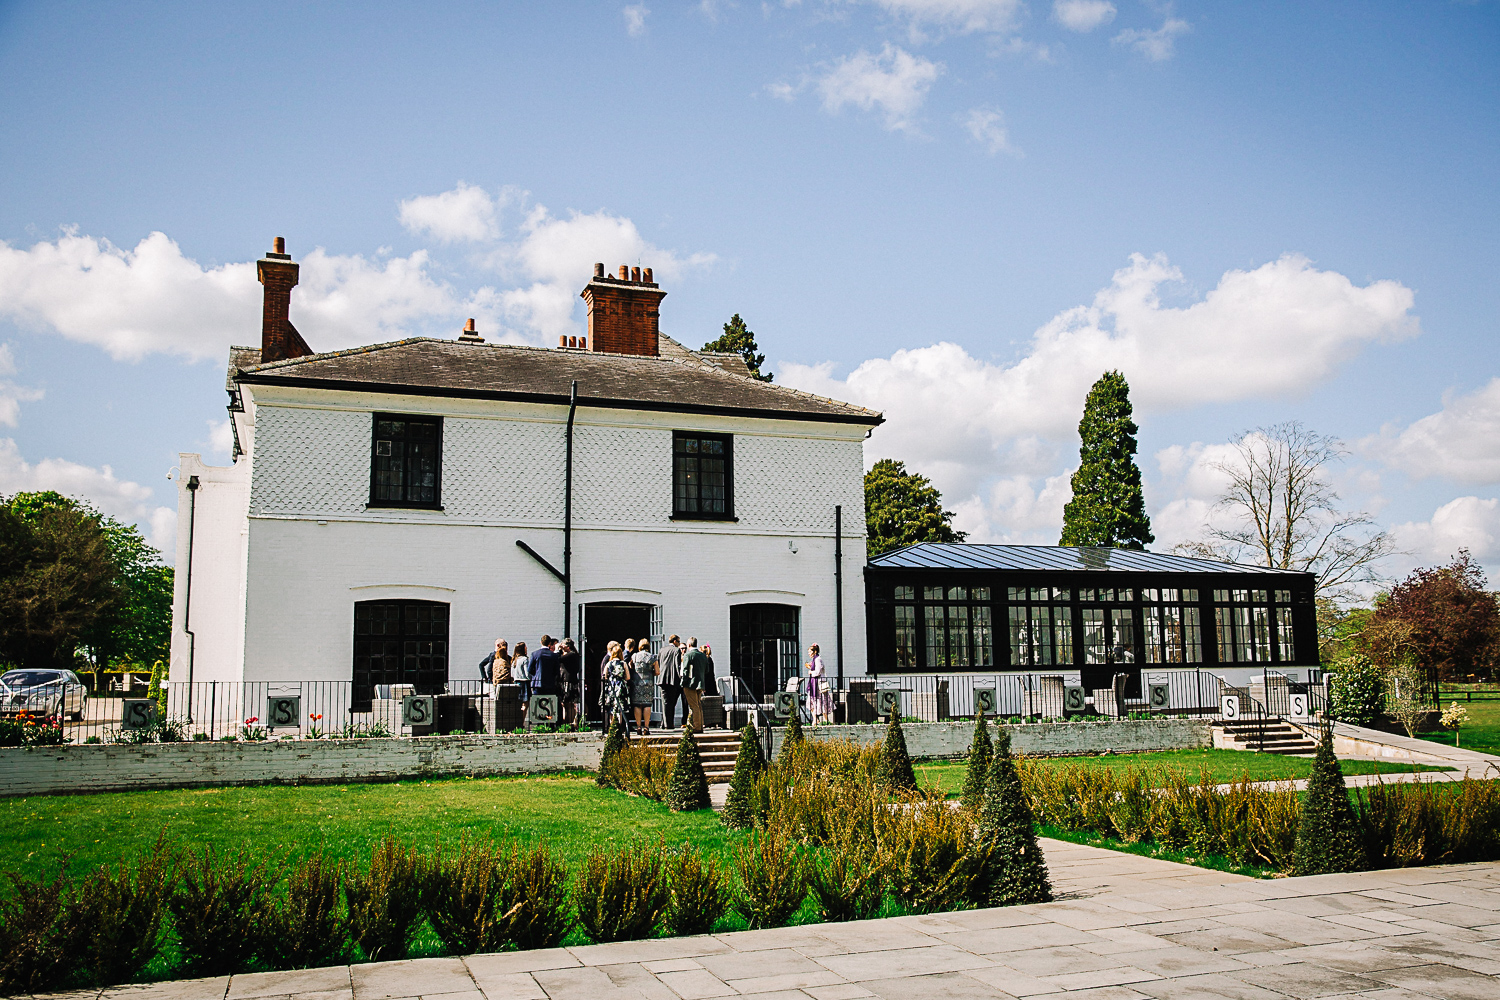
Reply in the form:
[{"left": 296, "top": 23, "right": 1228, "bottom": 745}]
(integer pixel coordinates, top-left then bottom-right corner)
[{"left": 0, "top": 669, "right": 88, "bottom": 721}]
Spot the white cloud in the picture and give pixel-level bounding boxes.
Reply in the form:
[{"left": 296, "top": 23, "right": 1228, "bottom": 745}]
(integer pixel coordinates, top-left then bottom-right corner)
[
  {"left": 817, "top": 45, "right": 943, "bottom": 134},
  {"left": 0, "top": 344, "right": 43, "bottom": 427},
  {"left": 623, "top": 4, "right": 649, "bottom": 36},
  {"left": 1052, "top": 0, "right": 1115, "bottom": 31},
  {"left": 872, "top": 0, "right": 1025, "bottom": 40},
  {"left": 0, "top": 231, "right": 486, "bottom": 361},
  {"left": 1362, "top": 378, "right": 1500, "bottom": 485},
  {"left": 779, "top": 252, "right": 1418, "bottom": 535},
  {"left": 1113, "top": 17, "right": 1190, "bottom": 61},
  {"left": 952, "top": 472, "right": 1074, "bottom": 544},
  {"left": 208, "top": 418, "right": 234, "bottom": 459},
  {"left": 1392, "top": 496, "right": 1500, "bottom": 563},
  {"left": 962, "top": 107, "right": 1016, "bottom": 156},
  {"left": 489, "top": 204, "right": 716, "bottom": 343},
  {"left": 397, "top": 181, "right": 501, "bottom": 243},
  {"left": 0, "top": 438, "right": 176, "bottom": 554}
]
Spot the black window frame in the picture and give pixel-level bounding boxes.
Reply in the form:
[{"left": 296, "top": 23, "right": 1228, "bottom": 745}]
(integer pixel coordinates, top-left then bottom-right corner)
[
  {"left": 670, "top": 430, "right": 736, "bottom": 521},
  {"left": 368, "top": 412, "right": 444, "bottom": 510}
]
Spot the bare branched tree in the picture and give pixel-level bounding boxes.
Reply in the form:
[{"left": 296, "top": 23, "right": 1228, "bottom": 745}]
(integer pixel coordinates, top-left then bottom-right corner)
[{"left": 1175, "top": 421, "right": 1392, "bottom": 602}]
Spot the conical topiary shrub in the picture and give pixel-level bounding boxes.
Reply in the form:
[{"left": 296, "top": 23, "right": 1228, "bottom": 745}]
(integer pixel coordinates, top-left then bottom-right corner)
[
  {"left": 875, "top": 712, "right": 916, "bottom": 793},
  {"left": 667, "top": 729, "right": 712, "bottom": 812},
  {"left": 1292, "top": 725, "right": 1368, "bottom": 876},
  {"left": 597, "top": 717, "right": 627, "bottom": 787},
  {"left": 776, "top": 711, "right": 805, "bottom": 766},
  {"left": 960, "top": 713, "right": 992, "bottom": 810},
  {"left": 975, "top": 726, "right": 1051, "bottom": 906},
  {"left": 723, "top": 724, "right": 765, "bottom": 830}
]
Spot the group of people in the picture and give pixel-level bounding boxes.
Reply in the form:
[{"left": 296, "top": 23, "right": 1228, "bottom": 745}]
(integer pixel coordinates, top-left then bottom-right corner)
[
  {"left": 478, "top": 631, "right": 834, "bottom": 731},
  {"left": 479, "top": 635, "right": 581, "bottom": 724},
  {"left": 600, "top": 634, "right": 714, "bottom": 737}
]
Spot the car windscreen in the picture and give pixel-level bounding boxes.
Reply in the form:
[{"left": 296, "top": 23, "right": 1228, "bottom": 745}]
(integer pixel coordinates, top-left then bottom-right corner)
[{"left": 0, "top": 671, "right": 64, "bottom": 688}]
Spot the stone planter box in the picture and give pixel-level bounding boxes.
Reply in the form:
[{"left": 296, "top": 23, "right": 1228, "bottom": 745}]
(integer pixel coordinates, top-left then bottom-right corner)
[
  {"left": 0, "top": 731, "right": 602, "bottom": 798},
  {"left": 768, "top": 718, "right": 1212, "bottom": 761}
]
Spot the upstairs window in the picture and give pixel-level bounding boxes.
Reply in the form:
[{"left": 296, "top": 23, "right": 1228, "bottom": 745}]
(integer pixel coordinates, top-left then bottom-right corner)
[
  {"left": 673, "top": 432, "right": 733, "bottom": 519},
  {"left": 370, "top": 414, "right": 442, "bottom": 508}
]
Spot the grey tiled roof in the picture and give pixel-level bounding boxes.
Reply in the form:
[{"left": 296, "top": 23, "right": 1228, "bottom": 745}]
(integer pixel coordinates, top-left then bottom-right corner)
[
  {"left": 226, "top": 346, "right": 262, "bottom": 393},
  {"left": 234, "top": 338, "right": 881, "bottom": 425},
  {"left": 869, "top": 543, "right": 1309, "bottom": 575}
]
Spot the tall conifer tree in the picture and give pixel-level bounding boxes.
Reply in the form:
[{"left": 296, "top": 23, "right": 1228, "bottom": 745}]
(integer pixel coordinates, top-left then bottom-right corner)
[{"left": 1059, "top": 371, "right": 1154, "bottom": 549}]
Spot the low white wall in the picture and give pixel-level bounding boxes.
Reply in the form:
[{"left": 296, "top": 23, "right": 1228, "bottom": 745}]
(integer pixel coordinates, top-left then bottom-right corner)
[
  {"left": 770, "top": 718, "right": 1213, "bottom": 760},
  {"left": 0, "top": 732, "right": 602, "bottom": 798}
]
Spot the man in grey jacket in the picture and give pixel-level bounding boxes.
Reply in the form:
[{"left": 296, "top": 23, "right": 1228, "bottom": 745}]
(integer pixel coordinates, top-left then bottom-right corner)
[
  {"left": 658, "top": 634, "right": 684, "bottom": 729},
  {"left": 682, "top": 637, "right": 709, "bottom": 733}
]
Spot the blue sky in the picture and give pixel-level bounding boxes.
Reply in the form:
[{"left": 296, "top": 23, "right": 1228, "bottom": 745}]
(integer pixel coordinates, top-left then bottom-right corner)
[{"left": 0, "top": 1, "right": 1497, "bottom": 588}]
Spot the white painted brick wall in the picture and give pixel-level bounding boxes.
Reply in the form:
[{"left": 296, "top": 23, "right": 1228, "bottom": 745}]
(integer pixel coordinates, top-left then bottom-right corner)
[{"left": 0, "top": 733, "right": 603, "bottom": 798}]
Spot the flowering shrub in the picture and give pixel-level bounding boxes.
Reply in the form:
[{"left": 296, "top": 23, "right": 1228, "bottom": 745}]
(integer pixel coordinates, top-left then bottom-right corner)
[
  {"left": 1441, "top": 702, "right": 1470, "bottom": 745},
  {"left": 0, "top": 712, "right": 67, "bottom": 747},
  {"left": 240, "top": 718, "right": 267, "bottom": 741}
]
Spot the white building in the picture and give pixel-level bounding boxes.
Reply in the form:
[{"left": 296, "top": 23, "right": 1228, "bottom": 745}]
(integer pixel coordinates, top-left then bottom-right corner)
[{"left": 170, "top": 243, "right": 880, "bottom": 721}]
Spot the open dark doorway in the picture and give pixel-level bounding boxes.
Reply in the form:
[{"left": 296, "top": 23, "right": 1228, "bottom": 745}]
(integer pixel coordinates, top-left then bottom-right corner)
[
  {"left": 730, "top": 603, "right": 800, "bottom": 704},
  {"left": 580, "top": 602, "right": 652, "bottom": 724}
]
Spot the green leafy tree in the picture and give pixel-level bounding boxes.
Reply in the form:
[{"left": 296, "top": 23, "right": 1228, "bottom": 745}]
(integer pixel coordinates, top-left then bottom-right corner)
[
  {"left": 703, "top": 314, "right": 772, "bottom": 381},
  {"left": 2, "top": 491, "right": 172, "bottom": 669},
  {"left": 666, "top": 730, "right": 712, "bottom": 812},
  {"left": 1059, "top": 371, "right": 1153, "bottom": 549},
  {"left": 875, "top": 713, "right": 916, "bottom": 792},
  {"left": 864, "top": 459, "right": 966, "bottom": 557},
  {"left": 0, "top": 497, "right": 123, "bottom": 670},
  {"left": 975, "top": 727, "right": 1052, "bottom": 905},
  {"left": 960, "top": 713, "right": 992, "bottom": 809},
  {"left": 1291, "top": 726, "right": 1367, "bottom": 875},
  {"left": 722, "top": 725, "right": 765, "bottom": 830}
]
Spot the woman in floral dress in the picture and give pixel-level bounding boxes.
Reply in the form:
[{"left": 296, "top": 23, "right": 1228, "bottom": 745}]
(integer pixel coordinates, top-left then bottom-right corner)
[{"left": 601, "top": 641, "right": 631, "bottom": 736}]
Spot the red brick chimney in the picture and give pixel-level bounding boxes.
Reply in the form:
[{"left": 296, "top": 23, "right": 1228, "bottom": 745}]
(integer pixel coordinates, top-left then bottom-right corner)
[
  {"left": 257, "top": 237, "right": 314, "bottom": 363},
  {"left": 579, "top": 262, "right": 665, "bottom": 356}
]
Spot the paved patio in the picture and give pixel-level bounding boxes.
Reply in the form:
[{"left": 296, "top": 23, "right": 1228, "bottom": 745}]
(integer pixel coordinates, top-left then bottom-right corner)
[{"left": 55, "top": 838, "right": 1500, "bottom": 1000}]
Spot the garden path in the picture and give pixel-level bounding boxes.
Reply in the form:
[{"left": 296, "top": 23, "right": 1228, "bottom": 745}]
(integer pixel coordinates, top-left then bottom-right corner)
[{"left": 52, "top": 841, "right": 1500, "bottom": 1000}]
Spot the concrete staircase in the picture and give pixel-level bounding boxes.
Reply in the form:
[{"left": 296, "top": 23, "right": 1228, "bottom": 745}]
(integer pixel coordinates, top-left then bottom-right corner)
[
  {"left": 637, "top": 730, "right": 743, "bottom": 783},
  {"left": 1213, "top": 719, "right": 1319, "bottom": 755}
]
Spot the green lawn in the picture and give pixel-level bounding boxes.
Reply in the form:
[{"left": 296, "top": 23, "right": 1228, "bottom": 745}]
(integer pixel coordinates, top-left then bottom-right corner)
[
  {"left": 1423, "top": 693, "right": 1500, "bottom": 753},
  {"left": 0, "top": 772, "right": 737, "bottom": 879},
  {"left": 915, "top": 748, "right": 1451, "bottom": 797}
]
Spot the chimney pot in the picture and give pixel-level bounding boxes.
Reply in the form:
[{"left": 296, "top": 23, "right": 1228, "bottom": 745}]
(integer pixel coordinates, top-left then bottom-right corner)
[
  {"left": 274, "top": 236, "right": 285, "bottom": 255},
  {"left": 559, "top": 335, "right": 567, "bottom": 347},
  {"left": 579, "top": 264, "right": 664, "bottom": 357},
  {"left": 594, "top": 262, "right": 605, "bottom": 278},
  {"left": 465, "top": 318, "right": 475, "bottom": 332}
]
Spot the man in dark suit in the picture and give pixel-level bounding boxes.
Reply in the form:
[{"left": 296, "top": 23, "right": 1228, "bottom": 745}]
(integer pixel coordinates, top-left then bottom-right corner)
[{"left": 527, "top": 636, "right": 562, "bottom": 724}]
